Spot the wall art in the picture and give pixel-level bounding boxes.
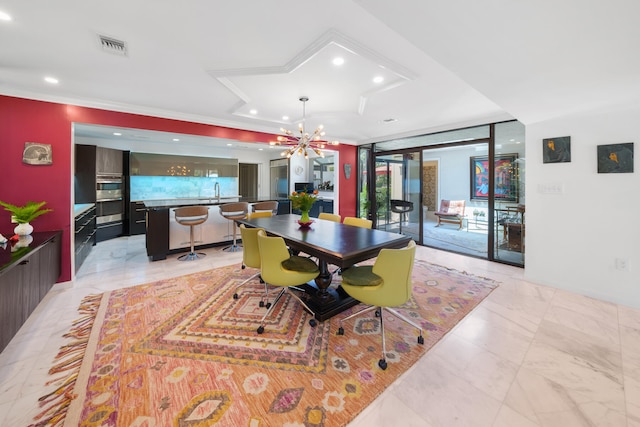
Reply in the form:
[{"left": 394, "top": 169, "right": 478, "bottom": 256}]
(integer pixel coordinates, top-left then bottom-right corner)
[
  {"left": 22, "top": 142, "right": 53, "bottom": 165},
  {"left": 470, "top": 154, "right": 518, "bottom": 201},
  {"left": 597, "top": 142, "right": 634, "bottom": 173},
  {"left": 543, "top": 136, "right": 571, "bottom": 163}
]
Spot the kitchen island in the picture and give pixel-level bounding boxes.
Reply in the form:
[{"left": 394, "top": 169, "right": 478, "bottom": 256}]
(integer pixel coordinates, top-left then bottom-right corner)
[{"left": 144, "top": 197, "right": 291, "bottom": 261}]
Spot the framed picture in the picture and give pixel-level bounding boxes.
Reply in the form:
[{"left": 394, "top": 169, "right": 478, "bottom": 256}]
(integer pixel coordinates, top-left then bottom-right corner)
[
  {"left": 597, "top": 143, "right": 634, "bottom": 173},
  {"left": 470, "top": 154, "right": 518, "bottom": 201},
  {"left": 22, "top": 142, "right": 53, "bottom": 165},
  {"left": 543, "top": 136, "right": 571, "bottom": 163}
]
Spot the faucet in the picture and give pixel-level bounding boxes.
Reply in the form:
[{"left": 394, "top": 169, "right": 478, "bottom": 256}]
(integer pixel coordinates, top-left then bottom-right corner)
[{"left": 214, "top": 182, "right": 220, "bottom": 203}]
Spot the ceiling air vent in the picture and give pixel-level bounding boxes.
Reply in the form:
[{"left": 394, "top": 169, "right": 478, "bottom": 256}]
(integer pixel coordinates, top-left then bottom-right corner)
[{"left": 98, "top": 35, "right": 128, "bottom": 56}]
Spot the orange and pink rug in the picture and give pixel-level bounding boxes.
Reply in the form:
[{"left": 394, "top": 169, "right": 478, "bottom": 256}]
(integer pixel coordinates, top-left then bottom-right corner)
[{"left": 31, "top": 260, "right": 498, "bottom": 426}]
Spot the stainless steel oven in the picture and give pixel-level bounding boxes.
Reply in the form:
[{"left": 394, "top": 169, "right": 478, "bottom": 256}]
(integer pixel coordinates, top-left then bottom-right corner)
[
  {"left": 96, "top": 174, "right": 123, "bottom": 201},
  {"left": 96, "top": 174, "right": 124, "bottom": 241}
]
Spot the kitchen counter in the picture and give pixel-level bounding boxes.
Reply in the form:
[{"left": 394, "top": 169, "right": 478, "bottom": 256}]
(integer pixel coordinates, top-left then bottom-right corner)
[
  {"left": 143, "top": 197, "right": 291, "bottom": 261},
  {"left": 74, "top": 203, "right": 95, "bottom": 217},
  {"left": 141, "top": 196, "right": 288, "bottom": 209}
]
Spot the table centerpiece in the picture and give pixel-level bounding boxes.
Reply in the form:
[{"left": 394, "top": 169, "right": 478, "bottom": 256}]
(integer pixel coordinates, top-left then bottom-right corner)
[{"left": 289, "top": 190, "right": 319, "bottom": 227}]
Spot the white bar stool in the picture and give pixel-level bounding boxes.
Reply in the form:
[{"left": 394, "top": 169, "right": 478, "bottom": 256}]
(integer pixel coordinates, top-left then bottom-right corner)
[
  {"left": 219, "top": 202, "right": 249, "bottom": 252},
  {"left": 174, "top": 206, "right": 209, "bottom": 261}
]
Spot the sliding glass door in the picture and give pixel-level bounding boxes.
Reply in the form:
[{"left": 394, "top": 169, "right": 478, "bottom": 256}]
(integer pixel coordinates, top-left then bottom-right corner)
[{"left": 374, "top": 152, "right": 421, "bottom": 242}]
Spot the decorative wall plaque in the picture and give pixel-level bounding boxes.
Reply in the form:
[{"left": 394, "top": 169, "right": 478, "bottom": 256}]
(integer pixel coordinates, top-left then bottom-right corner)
[{"left": 22, "top": 142, "right": 53, "bottom": 165}]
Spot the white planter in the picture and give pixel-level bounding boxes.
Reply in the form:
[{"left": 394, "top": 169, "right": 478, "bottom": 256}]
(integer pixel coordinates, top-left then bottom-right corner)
[{"left": 14, "top": 222, "right": 34, "bottom": 236}]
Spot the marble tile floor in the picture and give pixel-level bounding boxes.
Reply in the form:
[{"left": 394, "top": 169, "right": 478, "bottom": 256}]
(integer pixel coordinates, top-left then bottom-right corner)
[{"left": 1, "top": 235, "right": 639, "bottom": 426}]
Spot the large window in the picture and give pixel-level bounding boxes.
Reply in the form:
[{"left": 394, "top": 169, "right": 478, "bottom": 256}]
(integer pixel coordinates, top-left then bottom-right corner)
[{"left": 360, "top": 121, "right": 525, "bottom": 267}]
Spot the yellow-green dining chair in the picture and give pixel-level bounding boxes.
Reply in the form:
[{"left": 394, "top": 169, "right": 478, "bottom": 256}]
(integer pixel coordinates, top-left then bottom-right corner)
[
  {"left": 234, "top": 224, "right": 272, "bottom": 307},
  {"left": 256, "top": 230, "right": 320, "bottom": 334},
  {"left": 337, "top": 240, "right": 422, "bottom": 370},
  {"left": 343, "top": 216, "right": 372, "bottom": 229},
  {"left": 247, "top": 210, "right": 273, "bottom": 220},
  {"left": 318, "top": 212, "right": 341, "bottom": 222}
]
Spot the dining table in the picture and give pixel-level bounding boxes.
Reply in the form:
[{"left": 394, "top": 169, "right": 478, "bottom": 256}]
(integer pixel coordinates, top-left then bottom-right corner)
[{"left": 237, "top": 214, "right": 412, "bottom": 321}]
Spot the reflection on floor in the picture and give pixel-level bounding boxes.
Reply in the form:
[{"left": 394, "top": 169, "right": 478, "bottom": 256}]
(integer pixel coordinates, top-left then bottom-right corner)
[{"left": 2, "top": 235, "right": 638, "bottom": 426}]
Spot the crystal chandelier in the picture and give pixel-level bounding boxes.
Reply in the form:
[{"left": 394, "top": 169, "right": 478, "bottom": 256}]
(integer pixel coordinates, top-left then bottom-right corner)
[{"left": 270, "top": 96, "right": 339, "bottom": 159}]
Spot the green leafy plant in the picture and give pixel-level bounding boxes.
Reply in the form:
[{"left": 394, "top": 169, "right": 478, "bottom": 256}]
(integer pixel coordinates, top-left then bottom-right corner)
[
  {"left": 0, "top": 200, "right": 52, "bottom": 224},
  {"left": 288, "top": 190, "right": 318, "bottom": 212}
]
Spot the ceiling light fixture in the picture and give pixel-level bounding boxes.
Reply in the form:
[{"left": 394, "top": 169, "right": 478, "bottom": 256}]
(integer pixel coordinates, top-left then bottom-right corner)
[{"left": 270, "top": 96, "right": 339, "bottom": 159}]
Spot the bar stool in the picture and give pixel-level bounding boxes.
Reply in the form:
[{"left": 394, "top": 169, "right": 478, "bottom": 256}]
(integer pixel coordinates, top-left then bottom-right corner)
[
  {"left": 174, "top": 206, "right": 209, "bottom": 261},
  {"left": 219, "top": 202, "right": 249, "bottom": 252},
  {"left": 390, "top": 199, "right": 414, "bottom": 234},
  {"left": 251, "top": 200, "right": 279, "bottom": 215}
]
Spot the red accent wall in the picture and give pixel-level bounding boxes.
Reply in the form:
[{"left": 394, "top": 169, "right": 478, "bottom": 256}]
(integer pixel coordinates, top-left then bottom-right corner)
[{"left": 0, "top": 95, "right": 357, "bottom": 283}]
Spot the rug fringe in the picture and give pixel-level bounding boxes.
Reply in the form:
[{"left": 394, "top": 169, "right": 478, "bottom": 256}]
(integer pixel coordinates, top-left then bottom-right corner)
[{"left": 28, "top": 293, "right": 102, "bottom": 427}]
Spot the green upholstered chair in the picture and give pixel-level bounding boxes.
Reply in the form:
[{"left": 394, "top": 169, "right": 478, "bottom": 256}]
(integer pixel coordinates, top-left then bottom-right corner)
[
  {"left": 255, "top": 230, "right": 320, "bottom": 334},
  {"left": 234, "top": 225, "right": 272, "bottom": 307},
  {"left": 337, "top": 240, "right": 423, "bottom": 370},
  {"left": 343, "top": 216, "right": 372, "bottom": 229},
  {"left": 318, "top": 212, "right": 341, "bottom": 222}
]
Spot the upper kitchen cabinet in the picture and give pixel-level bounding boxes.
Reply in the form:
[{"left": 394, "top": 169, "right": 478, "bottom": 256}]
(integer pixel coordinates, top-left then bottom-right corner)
[
  {"left": 129, "top": 153, "right": 238, "bottom": 177},
  {"left": 96, "top": 146, "right": 124, "bottom": 175}
]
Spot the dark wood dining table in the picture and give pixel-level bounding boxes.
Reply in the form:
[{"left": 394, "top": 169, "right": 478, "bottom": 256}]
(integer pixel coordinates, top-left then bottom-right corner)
[{"left": 237, "top": 214, "right": 412, "bottom": 321}]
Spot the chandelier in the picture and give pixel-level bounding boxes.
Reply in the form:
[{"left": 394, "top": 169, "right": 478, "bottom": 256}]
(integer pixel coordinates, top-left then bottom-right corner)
[{"left": 270, "top": 96, "right": 339, "bottom": 159}]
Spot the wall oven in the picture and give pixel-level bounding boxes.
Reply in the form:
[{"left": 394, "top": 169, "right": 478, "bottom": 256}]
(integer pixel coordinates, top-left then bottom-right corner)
[{"left": 96, "top": 174, "right": 124, "bottom": 241}]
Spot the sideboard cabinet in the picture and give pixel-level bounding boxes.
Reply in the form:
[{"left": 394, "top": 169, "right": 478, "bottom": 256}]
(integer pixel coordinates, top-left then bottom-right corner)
[{"left": 0, "top": 231, "right": 62, "bottom": 352}]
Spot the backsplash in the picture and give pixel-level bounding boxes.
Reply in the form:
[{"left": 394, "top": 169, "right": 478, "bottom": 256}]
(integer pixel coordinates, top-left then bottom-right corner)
[{"left": 130, "top": 176, "right": 238, "bottom": 201}]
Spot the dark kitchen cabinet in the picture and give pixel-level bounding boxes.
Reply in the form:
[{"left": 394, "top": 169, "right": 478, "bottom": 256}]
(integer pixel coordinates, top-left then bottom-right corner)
[
  {"left": 129, "top": 201, "right": 147, "bottom": 235},
  {"left": 0, "top": 231, "right": 62, "bottom": 352},
  {"left": 96, "top": 146, "right": 123, "bottom": 175},
  {"left": 75, "top": 205, "right": 96, "bottom": 272}
]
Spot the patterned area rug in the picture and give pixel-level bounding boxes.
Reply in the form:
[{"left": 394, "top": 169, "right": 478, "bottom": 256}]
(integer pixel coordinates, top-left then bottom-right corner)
[{"left": 31, "top": 260, "right": 498, "bottom": 427}]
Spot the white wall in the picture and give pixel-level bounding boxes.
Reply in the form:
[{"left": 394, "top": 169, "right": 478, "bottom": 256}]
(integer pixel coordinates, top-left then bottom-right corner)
[{"left": 525, "top": 105, "right": 640, "bottom": 309}]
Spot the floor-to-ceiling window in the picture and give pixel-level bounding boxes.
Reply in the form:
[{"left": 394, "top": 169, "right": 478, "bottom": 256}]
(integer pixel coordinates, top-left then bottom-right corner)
[{"left": 359, "top": 121, "right": 525, "bottom": 267}]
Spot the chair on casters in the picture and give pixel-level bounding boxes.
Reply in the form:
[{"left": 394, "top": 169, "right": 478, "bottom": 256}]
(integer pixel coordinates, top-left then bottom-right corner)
[
  {"left": 219, "top": 202, "right": 249, "bottom": 252},
  {"left": 255, "top": 230, "right": 320, "bottom": 334},
  {"left": 343, "top": 216, "right": 373, "bottom": 229},
  {"left": 390, "top": 199, "right": 414, "bottom": 234},
  {"left": 234, "top": 224, "right": 272, "bottom": 307},
  {"left": 174, "top": 206, "right": 209, "bottom": 261},
  {"left": 337, "top": 240, "right": 422, "bottom": 370},
  {"left": 318, "top": 212, "right": 341, "bottom": 222}
]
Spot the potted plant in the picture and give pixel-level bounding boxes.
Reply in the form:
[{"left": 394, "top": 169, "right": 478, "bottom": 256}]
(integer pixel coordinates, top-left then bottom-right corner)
[
  {"left": 289, "top": 190, "right": 318, "bottom": 226},
  {"left": 0, "top": 200, "right": 52, "bottom": 235}
]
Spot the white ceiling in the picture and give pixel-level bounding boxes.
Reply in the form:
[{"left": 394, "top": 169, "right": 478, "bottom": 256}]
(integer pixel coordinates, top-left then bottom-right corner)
[{"left": 1, "top": 0, "right": 638, "bottom": 148}]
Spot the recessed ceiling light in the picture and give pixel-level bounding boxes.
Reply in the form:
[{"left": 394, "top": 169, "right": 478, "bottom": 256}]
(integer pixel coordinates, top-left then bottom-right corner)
[
  {"left": 44, "top": 76, "right": 59, "bottom": 84},
  {"left": 173, "top": 138, "right": 180, "bottom": 142},
  {"left": 226, "top": 143, "right": 233, "bottom": 147},
  {"left": 282, "top": 115, "right": 289, "bottom": 121},
  {"left": 249, "top": 109, "right": 257, "bottom": 115},
  {"left": 0, "top": 10, "right": 12, "bottom": 21},
  {"left": 332, "top": 57, "right": 344, "bottom": 66},
  {"left": 258, "top": 148, "right": 264, "bottom": 151},
  {"left": 373, "top": 76, "right": 384, "bottom": 84},
  {"left": 113, "top": 132, "right": 122, "bottom": 136}
]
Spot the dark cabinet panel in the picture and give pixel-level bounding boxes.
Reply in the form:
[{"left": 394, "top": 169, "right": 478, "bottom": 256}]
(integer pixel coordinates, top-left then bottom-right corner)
[
  {"left": 0, "top": 265, "right": 24, "bottom": 351},
  {"left": 0, "top": 231, "right": 62, "bottom": 352},
  {"left": 129, "top": 202, "right": 147, "bottom": 235},
  {"left": 75, "top": 206, "right": 96, "bottom": 272},
  {"left": 130, "top": 153, "right": 238, "bottom": 177},
  {"left": 75, "top": 144, "right": 97, "bottom": 204},
  {"left": 96, "top": 146, "right": 123, "bottom": 175},
  {"left": 145, "top": 208, "right": 169, "bottom": 261}
]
